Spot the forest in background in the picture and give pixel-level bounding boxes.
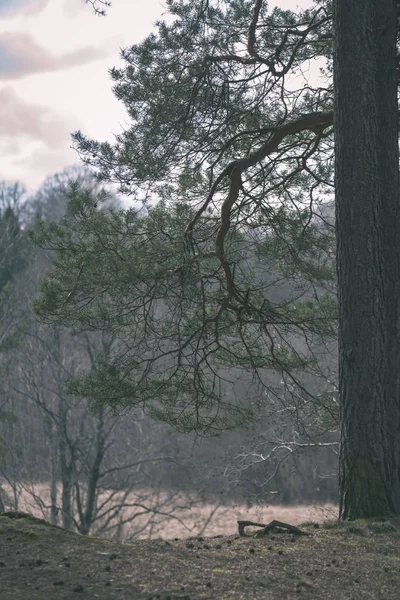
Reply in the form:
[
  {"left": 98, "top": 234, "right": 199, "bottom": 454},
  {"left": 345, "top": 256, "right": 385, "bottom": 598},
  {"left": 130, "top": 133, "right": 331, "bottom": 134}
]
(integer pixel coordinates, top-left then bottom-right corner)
[{"left": 0, "top": 165, "right": 338, "bottom": 540}]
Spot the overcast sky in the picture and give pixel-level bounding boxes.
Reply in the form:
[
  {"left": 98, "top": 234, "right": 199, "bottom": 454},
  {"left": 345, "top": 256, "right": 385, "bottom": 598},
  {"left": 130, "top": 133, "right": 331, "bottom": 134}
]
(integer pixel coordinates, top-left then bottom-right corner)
[{"left": 0, "top": 0, "right": 312, "bottom": 193}]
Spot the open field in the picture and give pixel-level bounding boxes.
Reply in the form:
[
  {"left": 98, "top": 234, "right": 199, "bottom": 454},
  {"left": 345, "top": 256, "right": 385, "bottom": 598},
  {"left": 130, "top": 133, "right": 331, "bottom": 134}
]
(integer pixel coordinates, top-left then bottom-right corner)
[{"left": 2, "top": 482, "right": 338, "bottom": 539}]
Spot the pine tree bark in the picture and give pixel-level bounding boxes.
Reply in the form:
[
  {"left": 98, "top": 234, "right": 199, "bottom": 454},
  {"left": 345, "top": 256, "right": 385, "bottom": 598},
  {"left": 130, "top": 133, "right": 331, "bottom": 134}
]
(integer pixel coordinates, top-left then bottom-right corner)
[{"left": 334, "top": 0, "right": 400, "bottom": 519}]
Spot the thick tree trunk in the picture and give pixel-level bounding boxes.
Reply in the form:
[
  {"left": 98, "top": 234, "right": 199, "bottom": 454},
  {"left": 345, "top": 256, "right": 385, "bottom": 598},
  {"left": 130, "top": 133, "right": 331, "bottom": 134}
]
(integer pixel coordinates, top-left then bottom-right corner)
[{"left": 334, "top": 0, "right": 400, "bottom": 519}]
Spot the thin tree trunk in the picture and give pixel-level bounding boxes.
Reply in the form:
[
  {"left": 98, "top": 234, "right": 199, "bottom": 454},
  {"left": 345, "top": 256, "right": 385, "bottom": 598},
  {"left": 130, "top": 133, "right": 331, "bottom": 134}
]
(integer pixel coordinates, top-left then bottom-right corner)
[
  {"left": 58, "top": 400, "right": 74, "bottom": 531},
  {"left": 334, "top": 0, "right": 400, "bottom": 519},
  {"left": 49, "top": 438, "right": 58, "bottom": 525},
  {"left": 44, "top": 414, "right": 59, "bottom": 526},
  {"left": 60, "top": 461, "right": 73, "bottom": 530},
  {"left": 80, "top": 415, "right": 105, "bottom": 535}
]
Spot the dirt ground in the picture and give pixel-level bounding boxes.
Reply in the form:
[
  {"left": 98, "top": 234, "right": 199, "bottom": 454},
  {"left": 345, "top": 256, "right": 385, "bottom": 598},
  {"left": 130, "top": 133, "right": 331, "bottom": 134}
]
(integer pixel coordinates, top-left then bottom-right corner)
[{"left": 1, "top": 512, "right": 400, "bottom": 600}]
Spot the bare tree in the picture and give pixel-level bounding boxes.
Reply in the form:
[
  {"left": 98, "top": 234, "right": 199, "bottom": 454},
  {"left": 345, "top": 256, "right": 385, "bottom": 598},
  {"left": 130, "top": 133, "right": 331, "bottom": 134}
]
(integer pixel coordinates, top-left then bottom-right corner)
[{"left": 2, "top": 321, "right": 192, "bottom": 537}]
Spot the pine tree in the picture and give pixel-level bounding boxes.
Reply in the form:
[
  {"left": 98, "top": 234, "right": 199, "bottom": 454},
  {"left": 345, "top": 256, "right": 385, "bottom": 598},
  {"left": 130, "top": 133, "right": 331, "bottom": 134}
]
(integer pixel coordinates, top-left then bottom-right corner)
[{"left": 34, "top": 0, "right": 400, "bottom": 518}]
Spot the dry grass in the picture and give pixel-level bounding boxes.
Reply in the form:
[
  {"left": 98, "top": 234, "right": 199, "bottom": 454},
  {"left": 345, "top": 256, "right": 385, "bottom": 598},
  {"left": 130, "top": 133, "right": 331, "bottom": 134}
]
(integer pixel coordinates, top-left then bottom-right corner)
[
  {"left": 2, "top": 481, "right": 337, "bottom": 539},
  {"left": 129, "top": 501, "right": 338, "bottom": 540}
]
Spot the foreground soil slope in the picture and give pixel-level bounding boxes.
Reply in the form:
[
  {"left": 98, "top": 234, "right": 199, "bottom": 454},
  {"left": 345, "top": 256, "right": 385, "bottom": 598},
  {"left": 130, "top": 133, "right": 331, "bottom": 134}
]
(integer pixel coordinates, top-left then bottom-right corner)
[{"left": 0, "top": 512, "right": 399, "bottom": 599}]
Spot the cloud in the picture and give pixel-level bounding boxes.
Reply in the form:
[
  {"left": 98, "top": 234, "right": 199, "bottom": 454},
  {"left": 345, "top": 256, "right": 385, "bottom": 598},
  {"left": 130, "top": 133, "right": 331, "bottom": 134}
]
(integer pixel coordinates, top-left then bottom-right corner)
[
  {"left": 0, "top": 0, "right": 49, "bottom": 18},
  {"left": 63, "top": 0, "right": 88, "bottom": 17},
  {"left": 0, "top": 87, "right": 79, "bottom": 189},
  {"left": 0, "top": 32, "right": 109, "bottom": 80},
  {"left": 0, "top": 87, "right": 74, "bottom": 150},
  {"left": 0, "top": 148, "right": 78, "bottom": 192},
  {"left": 13, "top": 149, "right": 78, "bottom": 185}
]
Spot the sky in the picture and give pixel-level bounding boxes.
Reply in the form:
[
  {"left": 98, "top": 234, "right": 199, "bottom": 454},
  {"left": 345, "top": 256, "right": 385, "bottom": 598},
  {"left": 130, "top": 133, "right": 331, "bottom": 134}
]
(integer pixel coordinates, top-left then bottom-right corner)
[{"left": 0, "top": 0, "right": 313, "bottom": 193}]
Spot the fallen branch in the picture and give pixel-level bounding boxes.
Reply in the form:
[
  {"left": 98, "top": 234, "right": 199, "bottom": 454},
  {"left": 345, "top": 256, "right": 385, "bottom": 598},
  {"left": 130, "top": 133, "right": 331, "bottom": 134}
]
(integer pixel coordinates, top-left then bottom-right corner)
[{"left": 237, "top": 519, "right": 311, "bottom": 538}]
